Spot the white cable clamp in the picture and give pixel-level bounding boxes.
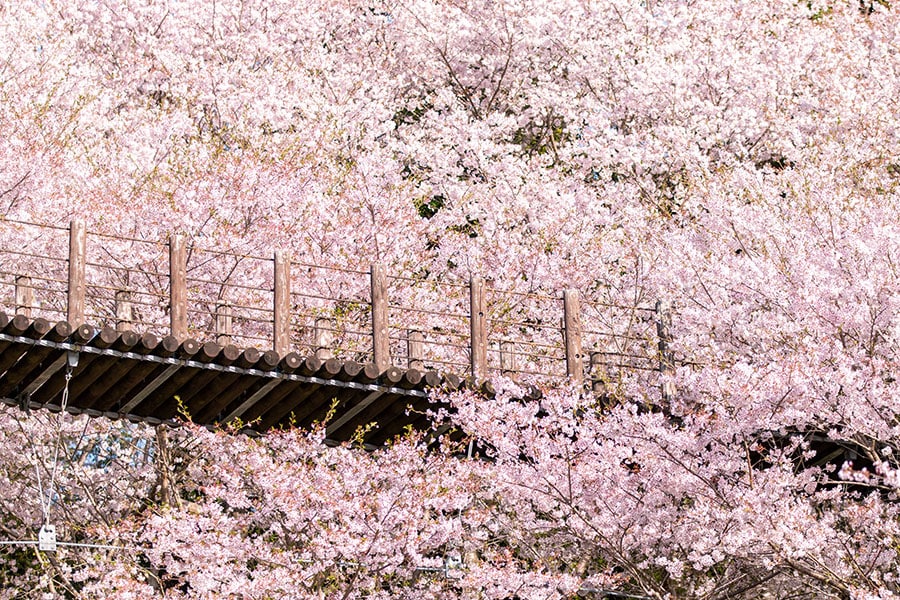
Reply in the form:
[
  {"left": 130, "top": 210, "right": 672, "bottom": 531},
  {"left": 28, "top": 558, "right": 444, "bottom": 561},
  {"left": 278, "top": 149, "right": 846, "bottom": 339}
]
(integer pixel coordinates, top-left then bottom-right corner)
[{"left": 38, "top": 524, "right": 57, "bottom": 552}]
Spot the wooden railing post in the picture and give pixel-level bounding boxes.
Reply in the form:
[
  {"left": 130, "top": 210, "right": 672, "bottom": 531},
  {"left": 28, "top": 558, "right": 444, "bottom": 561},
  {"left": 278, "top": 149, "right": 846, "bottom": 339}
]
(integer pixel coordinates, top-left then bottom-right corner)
[
  {"left": 500, "top": 340, "right": 517, "bottom": 375},
  {"left": 656, "top": 300, "right": 676, "bottom": 403},
  {"left": 216, "top": 302, "right": 233, "bottom": 346},
  {"left": 169, "top": 234, "right": 187, "bottom": 340},
  {"left": 371, "top": 263, "right": 390, "bottom": 372},
  {"left": 563, "top": 289, "right": 583, "bottom": 384},
  {"left": 407, "top": 329, "right": 424, "bottom": 371},
  {"left": 470, "top": 276, "right": 487, "bottom": 381},
  {"left": 273, "top": 250, "right": 291, "bottom": 355},
  {"left": 115, "top": 290, "right": 133, "bottom": 332},
  {"left": 590, "top": 351, "right": 609, "bottom": 397},
  {"left": 67, "top": 219, "right": 86, "bottom": 326},
  {"left": 15, "top": 276, "right": 33, "bottom": 318},
  {"left": 314, "top": 317, "right": 333, "bottom": 360}
]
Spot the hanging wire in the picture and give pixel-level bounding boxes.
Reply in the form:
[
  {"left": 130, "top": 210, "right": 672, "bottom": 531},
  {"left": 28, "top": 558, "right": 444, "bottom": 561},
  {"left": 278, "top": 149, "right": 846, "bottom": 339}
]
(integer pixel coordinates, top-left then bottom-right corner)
[
  {"left": 41, "top": 361, "right": 74, "bottom": 524},
  {"left": 0, "top": 539, "right": 134, "bottom": 551},
  {"left": 1, "top": 358, "right": 139, "bottom": 553}
]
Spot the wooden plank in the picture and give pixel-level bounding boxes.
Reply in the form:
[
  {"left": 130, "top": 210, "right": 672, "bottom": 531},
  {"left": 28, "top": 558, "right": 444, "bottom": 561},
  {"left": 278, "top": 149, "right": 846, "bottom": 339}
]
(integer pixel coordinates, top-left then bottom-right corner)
[
  {"left": 236, "top": 355, "right": 320, "bottom": 425},
  {"left": 129, "top": 340, "right": 203, "bottom": 416},
  {"left": 193, "top": 351, "right": 279, "bottom": 422},
  {"left": 326, "top": 369, "right": 426, "bottom": 441},
  {"left": 0, "top": 315, "right": 20, "bottom": 358},
  {"left": 286, "top": 385, "right": 350, "bottom": 428},
  {"left": 15, "top": 277, "right": 33, "bottom": 318},
  {"left": 273, "top": 250, "right": 290, "bottom": 355},
  {"left": 335, "top": 360, "right": 363, "bottom": 382},
  {"left": 371, "top": 263, "right": 390, "bottom": 372},
  {"left": 0, "top": 313, "right": 21, "bottom": 356},
  {"left": 170, "top": 345, "right": 241, "bottom": 400},
  {"left": 2, "top": 313, "right": 30, "bottom": 336},
  {"left": 157, "top": 344, "right": 241, "bottom": 417},
  {"left": 169, "top": 234, "right": 187, "bottom": 340},
  {"left": 407, "top": 330, "right": 424, "bottom": 371},
  {"left": 363, "top": 395, "right": 420, "bottom": 445},
  {"left": 13, "top": 324, "right": 88, "bottom": 401},
  {"left": 239, "top": 379, "right": 303, "bottom": 425},
  {"left": 0, "top": 347, "right": 67, "bottom": 399},
  {"left": 61, "top": 330, "right": 139, "bottom": 406},
  {"left": 320, "top": 357, "right": 344, "bottom": 379},
  {"left": 563, "top": 288, "right": 583, "bottom": 384},
  {"left": 469, "top": 276, "right": 487, "bottom": 381},
  {"left": 256, "top": 358, "right": 345, "bottom": 429},
  {"left": 382, "top": 365, "right": 404, "bottom": 386},
  {"left": 2, "top": 313, "right": 29, "bottom": 335},
  {"left": 399, "top": 367, "right": 423, "bottom": 389},
  {"left": 182, "top": 370, "right": 245, "bottom": 420},
  {"left": 67, "top": 220, "right": 86, "bottom": 326}
]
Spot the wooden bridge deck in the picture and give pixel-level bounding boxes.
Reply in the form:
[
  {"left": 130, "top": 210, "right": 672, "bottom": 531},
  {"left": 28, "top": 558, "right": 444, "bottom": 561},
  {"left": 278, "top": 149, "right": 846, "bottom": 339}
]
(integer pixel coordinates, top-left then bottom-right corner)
[
  {"left": 0, "top": 312, "right": 459, "bottom": 444},
  {"left": 0, "top": 218, "right": 669, "bottom": 443}
]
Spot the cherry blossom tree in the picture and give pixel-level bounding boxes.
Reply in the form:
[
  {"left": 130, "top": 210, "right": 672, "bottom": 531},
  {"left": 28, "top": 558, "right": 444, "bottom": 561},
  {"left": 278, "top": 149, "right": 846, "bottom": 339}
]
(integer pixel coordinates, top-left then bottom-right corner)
[{"left": 3, "top": 0, "right": 900, "bottom": 597}]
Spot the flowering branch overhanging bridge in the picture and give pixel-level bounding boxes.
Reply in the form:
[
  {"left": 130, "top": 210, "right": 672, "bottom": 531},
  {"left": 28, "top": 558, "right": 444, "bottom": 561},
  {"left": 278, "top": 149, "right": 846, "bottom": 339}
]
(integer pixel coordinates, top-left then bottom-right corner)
[{"left": 0, "top": 219, "right": 673, "bottom": 445}]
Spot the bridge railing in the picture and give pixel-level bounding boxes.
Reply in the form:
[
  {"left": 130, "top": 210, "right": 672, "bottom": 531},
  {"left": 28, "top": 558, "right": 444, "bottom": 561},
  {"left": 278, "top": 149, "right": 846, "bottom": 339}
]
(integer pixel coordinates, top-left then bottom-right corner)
[
  {"left": 0, "top": 220, "right": 70, "bottom": 323},
  {"left": 184, "top": 246, "right": 274, "bottom": 350},
  {"left": 84, "top": 229, "right": 170, "bottom": 336},
  {"left": 289, "top": 261, "right": 373, "bottom": 362},
  {"left": 0, "top": 218, "right": 674, "bottom": 395},
  {"left": 387, "top": 274, "right": 471, "bottom": 375}
]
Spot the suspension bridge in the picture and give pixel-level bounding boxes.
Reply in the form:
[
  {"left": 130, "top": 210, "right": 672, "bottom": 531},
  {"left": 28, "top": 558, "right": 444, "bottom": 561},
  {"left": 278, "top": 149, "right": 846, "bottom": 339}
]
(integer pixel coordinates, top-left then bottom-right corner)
[{"left": 0, "top": 219, "right": 671, "bottom": 445}]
